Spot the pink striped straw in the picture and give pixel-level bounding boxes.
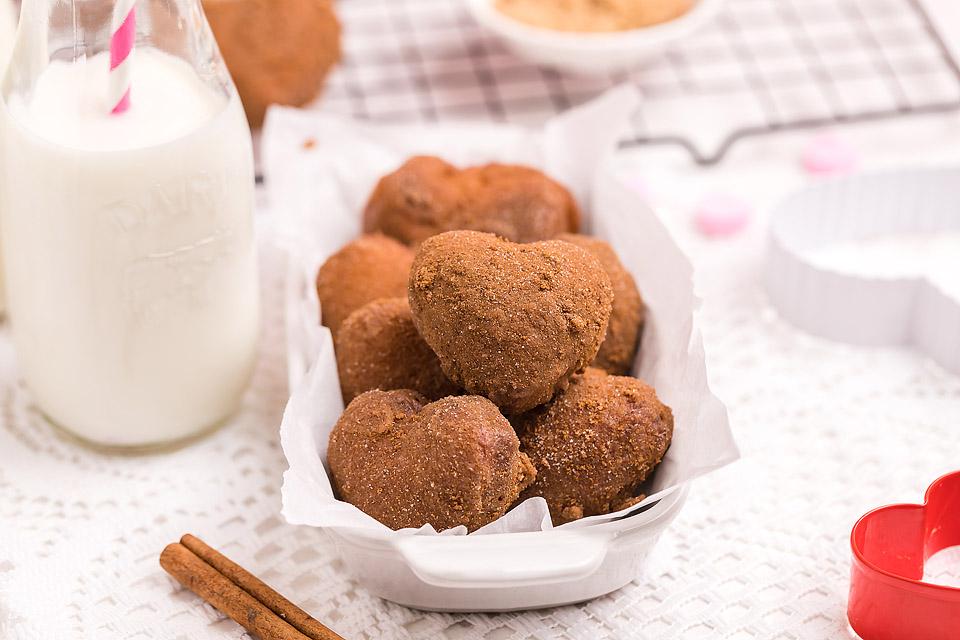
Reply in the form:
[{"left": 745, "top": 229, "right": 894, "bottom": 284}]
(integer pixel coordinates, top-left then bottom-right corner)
[{"left": 108, "top": 0, "right": 136, "bottom": 114}]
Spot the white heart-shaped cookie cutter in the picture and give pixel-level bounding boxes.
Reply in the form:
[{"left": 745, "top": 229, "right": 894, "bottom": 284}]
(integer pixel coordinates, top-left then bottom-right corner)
[{"left": 766, "top": 168, "right": 960, "bottom": 374}]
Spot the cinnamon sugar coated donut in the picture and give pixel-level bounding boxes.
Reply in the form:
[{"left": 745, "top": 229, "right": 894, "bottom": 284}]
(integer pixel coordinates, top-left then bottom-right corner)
[
  {"left": 514, "top": 368, "right": 673, "bottom": 524},
  {"left": 334, "top": 298, "right": 459, "bottom": 403},
  {"left": 409, "top": 231, "right": 613, "bottom": 414},
  {"left": 328, "top": 390, "right": 536, "bottom": 531},
  {"left": 204, "top": 0, "right": 341, "bottom": 128},
  {"left": 316, "top": 234, "right": 413, "bottom": 336},
  {"left": 558, "top": 234, "right": 644, "bottom": 375},
  {"left": 363, "top": 156, "right": 581, "bottom": 246}
]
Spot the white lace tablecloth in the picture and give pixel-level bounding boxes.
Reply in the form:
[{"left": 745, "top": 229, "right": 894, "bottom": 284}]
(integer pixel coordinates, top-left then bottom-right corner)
[{"left": 3, "top": 136, "right": 960, "bottom": 638}]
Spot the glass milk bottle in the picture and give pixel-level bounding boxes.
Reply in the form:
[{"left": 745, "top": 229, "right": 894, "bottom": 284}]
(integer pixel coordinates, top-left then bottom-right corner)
[{"left": 0, "top": 0, "right": 260, "bottom": 450}]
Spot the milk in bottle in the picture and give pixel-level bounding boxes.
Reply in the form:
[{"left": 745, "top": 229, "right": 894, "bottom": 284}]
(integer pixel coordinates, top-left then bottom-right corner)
[{"left": 0, "top": 0, "right": 259, "bottom": 450}]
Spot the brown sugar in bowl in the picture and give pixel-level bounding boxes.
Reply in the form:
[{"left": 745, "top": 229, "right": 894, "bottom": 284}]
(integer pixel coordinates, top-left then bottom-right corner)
[{"left": 203, "top": 0, "right": 342, "bottom": 128}]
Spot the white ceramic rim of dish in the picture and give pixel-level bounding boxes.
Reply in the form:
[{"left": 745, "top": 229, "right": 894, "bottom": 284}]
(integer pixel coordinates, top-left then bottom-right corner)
[
  {"left": 466, "top": 0, "right": 726, "bottom": 52},
  {"left": 327, "top": 485, "right": 689, "bottom": 591},
  {"left": 323, "top": 484, "right": 689, "bottom": 596}
]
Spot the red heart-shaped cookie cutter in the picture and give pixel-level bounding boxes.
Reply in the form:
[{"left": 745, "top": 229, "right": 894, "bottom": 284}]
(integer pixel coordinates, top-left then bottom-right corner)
[{"left": 848, "top": 470, "right": 960, "bottom": 640}]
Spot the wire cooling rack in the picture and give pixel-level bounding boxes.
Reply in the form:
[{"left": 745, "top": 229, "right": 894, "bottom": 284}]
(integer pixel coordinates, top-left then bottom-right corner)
[{"left": 313, "top": 0, "right": 960, "bottom": 164}]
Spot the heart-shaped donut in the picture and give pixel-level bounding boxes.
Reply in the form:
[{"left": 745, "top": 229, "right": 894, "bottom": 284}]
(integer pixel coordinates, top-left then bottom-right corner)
[
  {"left": 362, "top": 156, "right": 581, "bottom": 246},
  {"left": 328, "top": 390, "right": 535, "bottom": 532},
  {"left": 409, "top": 231, "right": 613, "bottom": 414}
]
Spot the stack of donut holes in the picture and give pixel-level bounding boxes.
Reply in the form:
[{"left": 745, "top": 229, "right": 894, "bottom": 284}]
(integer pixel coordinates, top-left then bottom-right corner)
[{"left": 321, "top": 156, "right": 674, "bottom": 532}]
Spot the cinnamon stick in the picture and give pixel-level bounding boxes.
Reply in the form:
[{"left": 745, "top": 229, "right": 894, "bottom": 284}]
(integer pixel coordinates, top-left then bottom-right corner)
[
  {"left": 179, "top": 534, "right": 343, "bottom": 640},
  {"left": 161, "top": 542, "right": 310, "bottom": 640}
]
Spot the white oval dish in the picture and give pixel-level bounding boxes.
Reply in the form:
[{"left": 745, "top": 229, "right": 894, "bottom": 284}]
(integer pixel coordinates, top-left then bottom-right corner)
[
  {"left": 327, "top": 486, "right": 687, "bottom": 611},
  {"left": 465, "top": 0, "right": 725, "bottom": 75}
]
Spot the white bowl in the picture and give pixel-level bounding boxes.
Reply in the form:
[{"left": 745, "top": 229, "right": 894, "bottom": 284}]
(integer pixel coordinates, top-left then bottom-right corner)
[
  {"left": 327, "top": 486, "right": 687, "bottom": 612},
  {"left": 466, "top": 0, "right": 725, "bottom": 75}
]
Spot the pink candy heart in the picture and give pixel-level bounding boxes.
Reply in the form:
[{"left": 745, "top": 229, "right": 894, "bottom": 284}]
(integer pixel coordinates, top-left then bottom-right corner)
[
  {"left": 694, "top": 194, "right": 752, "bottom": 237},
  {"left": 801, "top": 133, "right": 858, "bottom": 175}
]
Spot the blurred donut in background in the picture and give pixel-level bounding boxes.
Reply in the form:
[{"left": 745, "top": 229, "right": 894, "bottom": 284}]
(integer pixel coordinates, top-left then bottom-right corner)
[{"left": 204, "top": 0, "right": 341, "bottom": 128}]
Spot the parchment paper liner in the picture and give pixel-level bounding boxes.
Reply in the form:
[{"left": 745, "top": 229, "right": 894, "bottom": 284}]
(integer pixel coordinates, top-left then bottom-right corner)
[{"left": 262, "top": 87, "right": 738, "bottom": 536}]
